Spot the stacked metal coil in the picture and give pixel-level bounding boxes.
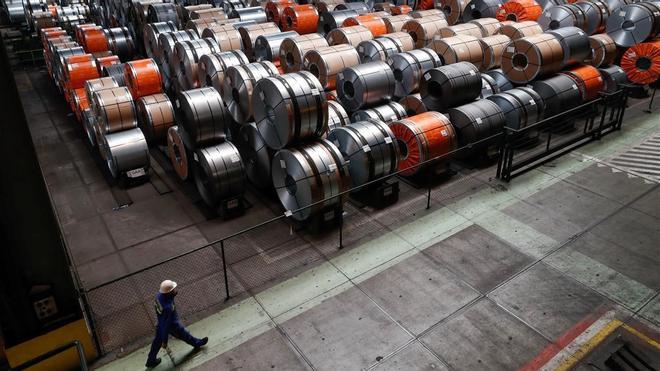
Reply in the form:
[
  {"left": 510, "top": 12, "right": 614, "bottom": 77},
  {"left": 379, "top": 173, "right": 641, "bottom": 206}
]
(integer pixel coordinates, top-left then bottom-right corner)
[
  {"left": 432, "top": 34, "right": 483, "bottom": 66},
  {"left": 496, "top": 0, "right": 542, "bottom": 21},
  {"left": 254, "top": 71, "right": 328, "bottom": 149},
  {"left": 147, "top": 3, "right": 180, "bottom": 28},
  {"left": 531, "top": 73, "right": 583, "bottom": 117},
  {"left": 238, "top": 22, "right": 281, "bottom": 58},
  {"left": 402, "top": 15, "right": 449, "bottom": 48},
  {"left": 438, "top": 23, "right": 484, "bottom": 38},
  {"left": 182, "top": 5, "right": 213, "bottom": 23},
  {"left": 587, "top": 34, "right": 617, "bottom": 67},
  {"left": 187, "top": 18, "right": 229, "bottom": 38},
  {"left": 167, "top": 125, "right": 191, "bottom": 180},
  {"left": 198, "top": 50, "right": 250, "bottom": 94},
  {"left": 389, "top": 111, "right": 457, "bottom": 176},
  {"left": 327, "top": 24, "right": 374, "bottom": 45},
  {"left": 103, "top": 63, "right": 127, "bottom": 87},
  {"left": 201, "top": 24, "right": 244, "bottom": 51},
  {"left": 254, "top": 31, "right": 300, "bottom": 63},
  {"left": 575, "top": 0, "right": 609, "bottom": 35},
  {"left": 178, "top": 87, "right": 229, "bottom": 147},
  {"left": 282, "top": 5, "right": 320, "bottom": 34},
  {"left": 620, "top": 39, "right": 660, "bottom": 84},
  {"left": 80, "top": 26, "right": 110, "bottom": 53},
  {"left": 335, "top": 2, "right": 370, "bottom": 12},
  {"left": 317, "top": 0, "right": 347, "bottom": 14},
  {"left": 485, "top": 68, "right": 514, "bottom": 91},
  {"left": 104, "top": 27, "right": 134, "bottom": 61},
  {"left": 447, "top": 99, "right": 505, "bottom": 156},
  {"left": 501, "top": 33, "right": 565, "bottom": 83},
  {"left": 124, "top": 58, "right": 162, "bottom": 99},
  {"left": 357, "top": 32, "right": 415, "bottom": 62},
  {"left": 193, "top": 141, "right": 246, "bottom": 207},
  {"left": 498, "top": 20, "right": 543, "bottom": 39},
  {"left": 562, "top": 64, "right": 604, "bottom": 101},
  {"left": 463, "top": 0, "right": 506, "bottom": 21},
  {"left": 223, "top": 61, "right": 280, "bottom": 123},
  {"left": 606, "top": 2, "right": 660, "bottom": 47},
  {"left": 411, "top": 9, "right": 446, "bottom": 19},
  {"left": 99, "top": 127, "right": 150, "bottom": 178},
  {"left": 143, "top": 21, "right": 177, "bottom": 62},
  {"left": 159, "top": 30, "right": 198, "bottom": 90},
  {"left": 399, "top": 94, "right": 428, "bottom": 115},
  {"left": 234, "top": 7, "right": 267, "bottom": 23},
  {"left": 265, "top": 0, "right": 295, "bottom": 24},
  {"left": 239, "top": 123, "right": 274, "bottom": 188},
  {"left": 599, "top": 65, "right": 629, "bottom": 92},
  {"left": 336, "top": 61, "right": 396, "bottom": 111},
  {"left": 420, "top": 62, "right": 482, "bottom": 111},
  {"left": 479, "top": 73, "right": 500, "bottom": 98},
  {"left": 538, "top": 3, "right": 587, "bottom": 31},
  {"left": 388, "top": 49, "right": 442, "bottom": 97},
  {"left": 279, "top": 33, "right": 330, "bottom": 72},
  {"left": 343, "top": 13, "right": 388, "bottom": 37},
  {"left": 317, "top": 9, "right": 363, "bottom": 36},
  {"left": 469, "top": 17, "right": 503, "bottom": 36},
  {"left": 92, "top": 86, "right": 138, "bottom": 141},
  {"left": 436, "top": 0, "right": 470, "bottom": 25},
  {"left": 173, "top": 38, "right": 221, "bottom": 90},
  {"left": 548, "top": 26, "right": 591, "bottom": 65},
  {"left": 383, "top": 14, "right": 413, "bottom": 33},
  {"left": 136, "top": 93, "right": 175, "bottom": 143},
  {"left": 486, "top": 86, "right": 544, "bottom": 129},
  {"left": 303, "top": 44, "right": 360, "bottom": 90},
  {"left": 327, "top": 120, "right": 399, "bottom": 187},
  {"left": 327, "top": 99, "right": 351, "bottom": 133},
  {"left": 479, "top": 34, "right": 511, "bottom": 70}
]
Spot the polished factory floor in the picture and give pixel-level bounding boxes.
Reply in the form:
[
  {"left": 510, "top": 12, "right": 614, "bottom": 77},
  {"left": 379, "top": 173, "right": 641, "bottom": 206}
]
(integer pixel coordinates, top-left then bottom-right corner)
[{"left": 15, "top": 65, "right": 660, "bottom": 370}]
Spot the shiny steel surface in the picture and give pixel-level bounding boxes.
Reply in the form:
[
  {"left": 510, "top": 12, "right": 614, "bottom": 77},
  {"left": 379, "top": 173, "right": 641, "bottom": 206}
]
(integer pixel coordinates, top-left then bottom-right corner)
[
  {"left": 463, "top": 0, "right": 505, "bottom": 20},
  {"left": 548, "top": 26, "right": 591, "bottom": 65},
  {"left": 317, "top": 9, "right": 360, "bottom": 35},
  {"left": 327, "top": 100, "right": 350, "bottom": 133},
  {"left": 136, "top": 93, "right": 175, "bottom": 143},
  {"left": 85, "top": 76, "right": 119, "bottom": 113},
  {"left": 93, "top": 86, "right": 138, "bottom": 134},
  {"left": 199, "top": 50, "right": 250, "bottom": 94},
  {"left": 99, "top": 127, "right": 150, "bottom": 178},
  {"left": 387, "top": 47, "right": 441, "bottom": 97},
  {"left": 238, "top": 22, "right": 280, "bottom": 57},
  {"left": 438, "top": 22, "right": 484, "bottom": 37},
  {"left": 173, "top": 38, "right": 221, "bottom": 90},
  {"left": 485, "top": 68, "right": 514, "bottom": 91},
  {"left": 486, "top": 86, "right": 543, "bottom": 129},
  {"left": 438, "top": 0, "right": 470, "bottom": 24},
  {"left": 235, "top": 6, "right": 267, "bottom": 22},
  {"left": 383, "top": 14, "right": 413, "bottom": 32},
  {"left": 399, "top": 93, "right": 427, "bottom": 115},
  {"left": 303, "top": 44, "right": 360, "bottom": 90},
  {"left": 351, "top": 101, "right": 407, "bottom": 123},
  {"left": 587, "top": 33, "right": 617, "bottom": 67},
  {"left": 538, "top": 4, "right": 586, "bottom": 30},
  {"left": 223, "top": 61, "right": 280, "bottom": 123},
  {"left": 83, "top": 108, "right": 98, "bottom": 147},
  {"left": 447, "top": 99, "right": 505, "bottom": 152},
  {"left": 432, "top": 34, "right": 483, "bottom": 65},
  {"left": 327, "top": 25, "right": 373, "bottom": 46},
  {"left": 606, "top": 3, "right": 659, "bottom": 47},
  {"left": 575, "top": 0, "right": 608, "bottom": 35},
  {"left": 279, "top": 33, "right": 329, "bottom": 72},
  {"left": 240, "top": 123, "right": 274, "bottom": 188},
  {"left": 479, "top": 73, "right": 500, "bottom": 98},
  {"left": 194, "top": 141, "right": 245, "bottom": 206},
  {"left": 147, "top": 3, "right": 179, "bottom": 27},
  {"left": 178, "top": 86, "right": 229, "bottom": 147},
  {"left": 337, "top": 60, "right": 396, "bottom": 111},
  {"left": 599, "top": 65, "right": 628, "bottom": 92},
  {"left": 498, "top": 20, "right": 543, "bottom": 39},
  {"left": 102, "top": 63, "right": 126, "bottom": 86},
  {"left": 402, "top": 15, "right": 449, "bottom": 48},
  {"left": 201, "top": 24, "right": 244, "bottom": 51},
  {"left": 254, "top": 31, "right": 300, "bottom": 63},
  {"left": 357, "top": 32, "right": 414, "bottom": 62},
  {"left": 501, "top": 33, "right": 564, "bottom": 83},
  {"left": 104, "top": 27, "right": 134, "bottom": 61},
  {"left": 420, "top": 61, "right": 482, "bottom": 111},
  {"left": 468, "top": 17, "right": 502, "bottom": 36},
  {"left": 167, "top": 125, "right": 191, "bottom": 180},
  {"left": 479, "top": 34, "right": 511, "bottom": 70},
  {"left": 531, "top": 73, "right": 582, "bottom": 117},
  {"left": 143, "top": 21, "right": 177, "bottom": 62}
]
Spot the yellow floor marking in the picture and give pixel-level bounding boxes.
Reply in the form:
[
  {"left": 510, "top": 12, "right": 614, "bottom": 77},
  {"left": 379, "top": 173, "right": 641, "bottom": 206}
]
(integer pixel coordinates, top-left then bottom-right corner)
[{"left": 555, "top": 319, "right": 622, "bottom": 371}]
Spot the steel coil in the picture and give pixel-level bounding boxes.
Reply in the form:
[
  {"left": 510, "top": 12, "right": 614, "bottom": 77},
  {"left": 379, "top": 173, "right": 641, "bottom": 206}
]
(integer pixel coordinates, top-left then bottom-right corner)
[
  {"left": 317, "top": 9, "right": 361, "bottom": 36},
  {"left": 562, "top": 64, "right": 604, "bottom": 101},
  {"left": 411, "top": 9, "right": 446, "bottom": 18},
  {"left": 420, "top": 61, "right": 482, "bottom": 111},
  {"left": 254, "top": 31, "right": 300, "bottom": 63},
  {"left": 437, "top": 0, "right": 470, "bottom": 24},
  {"left": 317, "top": 0, "right": 346, "bottom": 14},
  {"left": 463, "top": 0, "right": 505, "bottom": 21},
  {"left": 282, "top": 5, "right": 320, "bottom": 34},
  {"left": 399, "top": 93, "right": 427, "bottom": 115},
  {"left": 389, "top": 111, "right": 457, "bottom": 176},
  {"left": 136, "top": 93, "right": 175, "bottom": 143},
  {"left": 478, "top": 34, "right": 511, "bottom": 70},
  {"left": 190, "top": 8, "right": 227, "bottom": 21},
  {"left": 383, "top": 14, "right": 413, "bottom": 32},
  {"left": 178, "top": 87, "right": 229, "bottom": 148},
  {"left": 83, "top": 108, "right": 98, "bottom": 147},
  {"left": 484, "top": 68, "right": 513, "bottom": 91},
  {"left": 479, "top": 73, "right": 500, "bottom": 98},
  {"left": 402, "top": 15, "right": 449, "bottom": 48},
  {"left": 447, "top": 99, "right": 505, "bottom": 156},
  {"left": 357, "top": 32, "right": 414, "bottom": 62},
  {"left": 374, "top": 3, "right": 394, "bottom": 12},
  {"left": 327, "top": 24, "right": 374, "bottom": 45},
  {"left": 498, "top": 20, "right": 542, "bottom": 39},
  {"left": 351, "top": 101, "right": 407, "bottom": 123},
  {"left": 201, "top": 24, "right": 244, "bottom": 51},
  {"left": 432, "top": 34, "right": 483, "bottom": 66},
  {"left": 438, "top": 23, "right": 484, "bottom": 38},
  {"left": 125, "top": 58, "right": 162, "bottom": 99},
  {"left": 587, "top": 33, "right": 616, "bottom": 67},
  {"left": 183, "top": 5, "right": 214, "bottom": 23},
  {"left": 547, "top": 26, "right": 591, "bottom": 66},
  {"left": 99, "top": 128, "right": 150, "bottom": 178},
  {"left": 103, "top": 63, "right": 127, "bottom": 86},
  {"left": 238, "top": 22, "right": 280, "bottom": 58},
  {"left": 193, "top": 141, "right": 245, "bottom": 206},
  {"left": 254, "top": 71, "right": 327, "bottom": 149},
  {"left": 234, "top": 6, "right": 267, "bottom": 22},
  {"left": 65, "top": 58, "right": 100, "bottom": 90},
  {"left": 335, "top": 2, "right": 370, "bottom": 11},
  {"left": 223, "top": 61, "right": 280, "bottom": 123},
  {"left": 620, "top": 39, "right": 660, "bottom": 84},
  {"left": 501, "top": 33, "right": 564, "bottom": 84},
  {"left": 81, "top": 26, "right": 109, "bottom": 53},
  {"left": 159, "top": 30, "right": 198, "bottom": 89},
  {"left": 538, "top": 4, "right": 586, "bottom": 31},
  {"left": 337, "top": 61, "right": 396, "bottom": 111},
  {"left": 599, "top": 65, "right": 628, "bottom": 93},
  {"left": 467, "top": 18, "right": 501, "bottom": 36},
  {"left": 303, "top": 44, "right": 360, "bottom": 90},
  {"left": 265, "top": 0, "right": 295, "bottom": 24},
  {"left": 71, "top": 87, "right": 88, "bottom": 122},
  {"left": 224, "top": 0, "right": 247, "bottom": 15},
  {"left": 327, "top": 100, "right": 350, "bottom": 133},
  {"left": 237, "top": 123, "right": 274, "bottom": 188},
  {"left": 486, "top": 86, "right": 543, "bottom": 129},
  {"left": 186, "top": 19, "right": 226, "bottom": 37},
  {"left": 198, "top": 50, "right": 250, "bottom": 94},
  {"left": 93, "top": 86, "right": 138, "bottom": 135},
  {"left": 143, "top": 21, "right": 177, "bottom": 62},
  {"left": 531, "top": 73, "right": 582, "bottom": 117},
  {"left": 104, "top": 27, "right": 135, "bottom": 61},
  {"left": 271, "top": 139, "right": 349, "bottom": 221},
  {"left": 279, "top": 33, "right": 330, "bottom": 72},
  {"left": 173, "top": 38, "right": 221, "bottom": 90},
  {"left": 606, "top": 2, "right": 660, "bottom": 48},
  {"left": 496, "top": 0, "right": 542, "bottom": 21},
  {"left": 53, "top": 46, "right": 84, "bottom": 84},
  {"left": 167, "top": 125, "right": 191, "bottom": 180},
  {"left": 327, "top": 120, "right": 399, "bottom": 187},
  {"left": 147, "top": 3, "right": 180, "bottom": 27},
  {"left": 387, "top": 48, "right": 441, "bottom": 97},
  {"left": 575, "top": 0, "right": 609, "bottom": 35},
  {"left": 342, "top": 13, "right": 388, "bottom": 36}
]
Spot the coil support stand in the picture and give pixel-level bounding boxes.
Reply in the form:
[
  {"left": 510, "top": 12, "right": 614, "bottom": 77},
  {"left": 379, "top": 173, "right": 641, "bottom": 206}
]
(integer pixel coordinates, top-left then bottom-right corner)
[{"left": 349, "top": 179, "right": 400, "bottom": 209}]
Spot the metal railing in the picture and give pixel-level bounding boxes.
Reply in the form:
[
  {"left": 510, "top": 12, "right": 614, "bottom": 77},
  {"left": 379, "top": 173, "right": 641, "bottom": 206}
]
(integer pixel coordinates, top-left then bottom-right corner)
[{"left": 10, "top": 340, "right": 88, "bottom": 371}]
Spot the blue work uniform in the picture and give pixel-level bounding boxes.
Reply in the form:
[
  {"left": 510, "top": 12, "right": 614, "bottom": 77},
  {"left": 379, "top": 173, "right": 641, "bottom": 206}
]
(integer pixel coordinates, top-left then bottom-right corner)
[{"left": 146, "top": 292, "right": 204, "bottom": 364}]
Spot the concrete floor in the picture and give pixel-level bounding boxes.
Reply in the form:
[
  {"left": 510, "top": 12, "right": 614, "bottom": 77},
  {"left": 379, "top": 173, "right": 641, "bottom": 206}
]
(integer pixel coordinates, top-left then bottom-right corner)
[{"left": 14, "top": 65, "right": 660, "bottom": 370}]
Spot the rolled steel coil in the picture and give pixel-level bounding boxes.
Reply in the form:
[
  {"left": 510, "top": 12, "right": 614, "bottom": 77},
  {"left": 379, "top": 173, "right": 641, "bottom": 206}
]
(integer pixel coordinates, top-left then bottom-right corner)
[
  {"left": 238, "top": 22, "right": 280, "bottom": 58},
  {"left": 104, "top": 27, "right": 134, "bottom": 61},
  {"left": 99, "top": 128, "right": 150, "bottom": 178},
  {"left": 496, "top": 0, "right": 542, "bottom": 21},
  {"left": 190, "top": 8, "right": 227, "bottom": 21},
  {"left": 60, "top": 54, "right": 93, "bottom": 93},
  {"left": 350, "top": 102, "right": 407, "bottom": 123},
  {"left": 399, "top": 93, "right": 427, "bottom": 115},
  {"left": 223, "top": 61, "right": 280, "bottom": 123},
  {"left": 85, "top": 76, "right": 119, "bottom": 117},
  {"left": 93, "top": 86, "right": 138, "bottom": 134},
  {"left": 317, "top": 9, "right": 361, "bottom": 36},
  {"left": 173, "top": 38, "right": 221, "bottom": 90},
  {"left": 159, "top": 30, "right": 199, "bottom": 86},
  {"left": 606, "top": 2, "right": 660, "bottom": 48},
  {"left": 401, "top": 15, "right": 449, "bottom": 48},
  {"left": 447, "top": 99, "right": 505, "bottom": 155},
  {"left": 167, "top": 126, "right": 191, "bottom": 180},
  {"left": 486, "top": 86, "right": 543, "bottom": 129},
  {"left": 468, "top": 17, "right": 502, "bottom": 36},
  {"left": 538, "top": 4, "right": 586, "bottom": 31},
  {"left": 531, "top": 73, "right": 582, "bottom": 117},
  {"left": 53, "top": 47, "right": 85, "bottom": 86},
  {"left": 193, "top": 141, "right": 246, "bottom": 206},
  {"left": 317, "top": 0, "right": 346, "bottom": 14},
  {"left": 479, "top": 34, "right": 511, "bottom": 70},
  {"left": 271, "top": 139, "right": 349, "bottom": 220},
  {"left": 432, "top": 34, "right": 483, "bottom": 66},
  {"left": 501, "top": 33, "right": 564, "bottom": 84},
  {"left": 599, "top": 65, "right": 628, "bottom": 92},
  {"left": 387, "top": 48, "right": 442, "bottom": 97},
  {"left": 234, "top": 6, "right": 267, "bottom": 23},
  {"left": 281, "top": 5, "right": 320, "bottom": 34},
  {"left": 575, "top": 0, "right": 609, "bottom": 35},
  {"left": 484, "top": 68, "right": 514, "bottom": 91},
  {"left": 420, "top": 61, "right": 482, "bottom": 111},
  {"left": 254, "top": 31, "right": 300, "bottom": 63},
  {"left": 254, "top": 71, "right": 328, "bottom": 149},
  {"left": 6, "top": 1, "right": 26, "bottom": 25},
  {"left": 143, "top": 21, "right": 177, "bottom": 62},
  {"left": 479, "top": 73, "right": 500, "bottom": 98},
  {"left": 410, "top": 9, "right": 446, "bottom": 18},
  {"left": 239, "top": 123, "right": 274, "bottom": 188},
  {"left": 389, "top": 111, "right": 457, "bottom": 176},
  {"left": 547, "top": 26, "right": 591, "bottom": 65},
  {"left": 80, "top": 26, "right": 109, "bottom": 53},
  {"left": 392, "top": 5, "right": 413, "bottom": 15},
  {"left": 562, "top": 64, "right": 604, "bottom": 101},
  {"left": 342, "top": 13, "right": 388, "bottom": 37},
  {"left": 327, "top": 100, "right": 350, "bottom": 133},
  {"left": 33, "top": 11, "right": 55, "bottom": 32},
  {"left": 374, "top": 3, "right": 394, "bottom": 12},
  {"left": 83, "top": 108, "right": 98, "bottom": 147},
  {"left": 336, "top": 61, "right": 396, "bottom": 111},
  {"left": 463, "top": 0, "right": 505, "bottom": 21},
  {"left": 201, "top": 24, "right": 243, "bottom": 51},
  {"left": 125, "top": 58, "right": 162, "bottom": 99},
  {"left": 103, "top": 64, "right": 127, "bottom": 86},
  {"left": 438, "top": 23, "right": 484, "bottom": 38},
  {"left": 198, "top": 50, "right": 250, "bottom": 94},
  {"left": 147, "top": 3, "right": 180, "bottom": 27},
  {"left": 64, "top": 58, "right": 100, "bottom": 90},
  {"left": 279, "top": 33, "right": 330, "bottom": 72},
  {"left": 303, "top": 44, "right": 361, "bottom": 90},
  {"left": 357, "top": 32, "right": 414, "bottom": 62},
  {"left": 498, "top": 20, "right": 542, "bottom": 39},
  {"left": 179, "top": 87, "right": 229, "bottom": 147},
  {"left": 587, "top": 33, "right": 616, "bottom": 67},
  {"left": 327, "top": 119, "right": 399, "bottom": 187},
  {"left": 265, "top": 0, "right": 295, "bottom": 24},
  {"left": 438, "top": 0, "right": 470, "bottom": 24},
  {"left": 136, "top": 93, "right": 176, "bottom": 143},
  {"left": 186, "top": 18, "right": 226, "bottom": 37},
  {"left": 383, "top": 14, "right": 413, "bottom": 32},
  {"left": 224, "top": 0, "right": 247, "bottom": 15},
  {"left": 334, "top": 2, "right": 370, "bottom": 11},
  {"left": 71, "top": 88, "right": 88, "bottom": 122},
  {"left": 183, "top": 5, "right": 214, "bottom": 23},
  {"left": 620, "top": 40, "right": 660, "bottom": 84},
  {"left": 327, "top": 25, "right": 374, "bottom": 45},
  {"left": 59, "top": 14, "right": 86, "bottom": 34}
]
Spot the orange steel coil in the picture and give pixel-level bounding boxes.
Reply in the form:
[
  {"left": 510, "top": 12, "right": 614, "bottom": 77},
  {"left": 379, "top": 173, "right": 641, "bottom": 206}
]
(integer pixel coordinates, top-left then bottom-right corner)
[
  {"left": 74, "top": 23, "right": 96, "bottom": 42},
  {"left": 392, "top": 5, "right": 413, "bottom": 14},
  {"left": 265, "top": 0, "right": 295, "bottom": 24},
  {"left": 282, "top": 5, "right": 319, "bottom": 34},
  {"left": 124, "top": 58, "right": 163, "bottom": 99},
  {"left": 620, "top": 40, "right": 660, "bottom": 85},
  {"left": 81, "top": 27, "right": 109, "bottom": 53},
  {"left": 562, "top": 64, "right": 604, "bottom": 101},
  {"left": 342, "top": 14, "right": 388, "bottom": 37},
  {"left": 587, "top": 34, "right": 616, "bottom": 68},
  {"left": 64, "top": 59, "right": 100, "bottom": 91},
  {"left": 496, "top": 0, "right": 541, "bottom": 22},
  {"left": 419, "top": 0, "right": 435, "bottom": 10},
  {"left": 95, "top": 55, "right": 120, "bottom": 75},
  {"left": 498, "top": 20, "right": 542, "bottom": 40},
  {"left": 389, "top": 111, "right": 457, "bottom": 176},
  {"left": 41, "top": 28, "right": 66, "bottom": 48}
]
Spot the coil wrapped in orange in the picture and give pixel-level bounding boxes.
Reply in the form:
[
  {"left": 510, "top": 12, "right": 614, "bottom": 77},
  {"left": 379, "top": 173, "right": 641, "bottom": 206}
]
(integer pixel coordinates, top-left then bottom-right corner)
[
  {"left": 392, "top": 5, "right": 413, "bottom": 15},
  {"left": 496, "top": 0, "right": 541, "bottom": 22},
  {"left": 62, "top": 54, "right": 96, "bottom": 91},
  {"left": 81, "top": 27, "right": 109, "bottom": 53},
  {"left": 71, "top": 87, "right": 89, "bottom": 122},
  {"left": 282, "top": 5, "right": 319, "bottom": 34},
  {"left": 419, "top": 0, "right": 435, "bottom": 10},
  {"left": 41, "top": 28, "right": 66, "bottom": 49},
  {"left": 620, "top": 40, "right": 660, "bottom": 85},
  {"left": 342, "top": 14, "right": 388, "bottom": 37},
  {"left": 562, "top": 65, "right": 604, "bottom": 101},
  {"left": 265, "top": 0, "right": 295, "bottom": 24},
  {"left": 95, "top": 55, "right": 120, "bottom": 75},
  {"left": 389, "top": 111, "right": 457, "bottom": 176},
  {"left": 74, "top": 24, "right": 97, "bottom": 44},
  {"left": 124, "top": 58, "right": 163, "bottom": 99}
]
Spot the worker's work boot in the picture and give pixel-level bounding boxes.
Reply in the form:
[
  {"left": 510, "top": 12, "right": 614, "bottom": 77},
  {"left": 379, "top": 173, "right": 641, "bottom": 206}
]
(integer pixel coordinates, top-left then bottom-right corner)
[
  {"left": 145, "top": 357, "right": 162, "bottom": 368},
  {"left": 195, "top": 337, "right": 209, "bottom": 348}
]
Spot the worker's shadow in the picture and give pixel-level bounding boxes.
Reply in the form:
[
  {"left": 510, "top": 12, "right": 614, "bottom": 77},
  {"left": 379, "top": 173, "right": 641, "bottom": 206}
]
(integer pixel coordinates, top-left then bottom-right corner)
[{"left": 167, "top": 347, "right": 205, "bottom": 368}]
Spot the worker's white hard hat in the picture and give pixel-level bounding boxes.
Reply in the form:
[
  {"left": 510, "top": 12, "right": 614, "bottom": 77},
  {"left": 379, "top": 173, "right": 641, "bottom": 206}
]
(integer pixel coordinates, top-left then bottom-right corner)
[{"left": 159, "top": 280, "right": 178, "bottom": 294}]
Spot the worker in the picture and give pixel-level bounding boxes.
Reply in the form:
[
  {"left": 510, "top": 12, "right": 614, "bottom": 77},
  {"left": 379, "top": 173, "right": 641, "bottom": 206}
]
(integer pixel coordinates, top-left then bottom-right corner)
[{"left": 145, "top": 280, "right": 208, "bottom": 368}]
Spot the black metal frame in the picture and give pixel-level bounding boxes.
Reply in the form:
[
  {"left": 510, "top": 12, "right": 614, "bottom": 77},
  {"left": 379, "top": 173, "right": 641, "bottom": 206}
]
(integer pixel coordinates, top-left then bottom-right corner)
[
  {"left": 496, "top": 88, "right": 629, "bottom": 182},
  {"left": 10, "top": 340, "right": 88, "bottom": 371}
]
